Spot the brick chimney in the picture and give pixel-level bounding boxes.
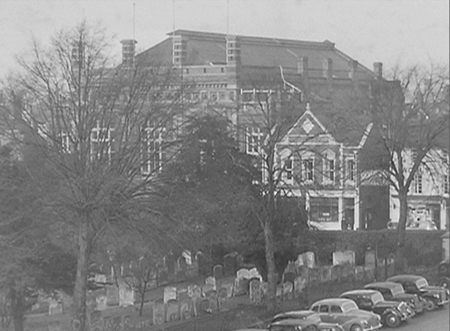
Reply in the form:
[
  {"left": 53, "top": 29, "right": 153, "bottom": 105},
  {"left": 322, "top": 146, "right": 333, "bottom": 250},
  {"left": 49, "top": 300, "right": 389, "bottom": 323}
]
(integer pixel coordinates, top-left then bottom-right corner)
[
  {"left": 373, "top": 62, "right": 383, "bottom": 79},
  {"left": 298, "top": 56, "right": 309, "bottom": 78},
  {"left": 226, "top": 35, "right": 241, "bottom": 66},
  {"left": 121, "top": 39, "right": 137, "bottom": 68},
  {"left": 172, "top": 35, "right": 187, "bottom": 67}
]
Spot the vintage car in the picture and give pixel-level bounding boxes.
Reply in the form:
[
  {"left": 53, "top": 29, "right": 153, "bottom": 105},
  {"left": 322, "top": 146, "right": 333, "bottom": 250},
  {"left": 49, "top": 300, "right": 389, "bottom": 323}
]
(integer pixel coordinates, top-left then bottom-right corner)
[
  {"left": 310, "top": 298, "right": 382, "bottom": 331},
  {"left": 268, "top": 310, "right": 344, "bottom": 331},
  {"left": 387, "top": 274, "right": 449, "bottom": 311},
  {"left": 339, "top": 289, "right": 414, "bottom": 327},
  {"left": 437, "top": 260, "right": 449, "bottom": 288},
  {"left": 364, "top": 281, "right": 425, "bottom": 315}
]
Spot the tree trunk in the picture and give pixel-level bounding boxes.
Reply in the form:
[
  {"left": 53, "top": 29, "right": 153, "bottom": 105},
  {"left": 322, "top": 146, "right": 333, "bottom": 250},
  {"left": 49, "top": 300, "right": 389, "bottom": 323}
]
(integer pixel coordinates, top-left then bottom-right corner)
[
  {"left": 264, "top": 220, "right": 278, "bottom": 312},
  {"left": 71, "top": 215, "right": 91, "bottom": 331},
  {"left": 395, "top": 190, "right": 408, "bottom": 274},
  {"left": 10, "top": 288, "right": 25, "bottom": 331}
]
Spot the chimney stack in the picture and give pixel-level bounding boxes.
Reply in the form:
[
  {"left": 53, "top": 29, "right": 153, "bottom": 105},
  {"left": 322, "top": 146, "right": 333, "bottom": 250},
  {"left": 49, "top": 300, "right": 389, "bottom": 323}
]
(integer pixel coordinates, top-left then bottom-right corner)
[
  {"left": 226, "top": 35, "right": 241, "bottom": 65},
  {"left": 298, "top": 56, "right": 309, "bottom": 78},
  {"left": 373, "top": 62, "right": 383, "bottom": 79},
  {"left": 172, "top": 35, "right": 187, "bottom": 67},
  {"left": 121, "top": 39, "right": 137, "bottom": 68}
]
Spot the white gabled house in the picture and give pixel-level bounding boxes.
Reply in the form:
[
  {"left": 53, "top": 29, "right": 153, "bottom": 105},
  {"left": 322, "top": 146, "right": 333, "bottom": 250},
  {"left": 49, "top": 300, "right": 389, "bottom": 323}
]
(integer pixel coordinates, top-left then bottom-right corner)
[{"left": 275, "top": 104, "right": 374, "bottom": 230}]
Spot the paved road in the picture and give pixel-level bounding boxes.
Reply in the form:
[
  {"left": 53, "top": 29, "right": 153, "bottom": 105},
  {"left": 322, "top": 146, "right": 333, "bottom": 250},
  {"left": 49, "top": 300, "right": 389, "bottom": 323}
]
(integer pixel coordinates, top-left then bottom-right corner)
[{"left": 393, "top": 305, "right": 449, "bottom": 331}]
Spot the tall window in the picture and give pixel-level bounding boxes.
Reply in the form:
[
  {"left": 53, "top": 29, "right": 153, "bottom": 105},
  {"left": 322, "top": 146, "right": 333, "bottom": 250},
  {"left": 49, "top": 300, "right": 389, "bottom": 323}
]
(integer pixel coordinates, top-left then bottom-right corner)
[
  {"left": 281, "top": 149, "right": 293, "bottom": 184},
  {"left": 91, "top": 122, "right": 113, "bottom": 161},
  {"left": 346, "top": 158, "right": 355, "bottom": 182},
  {"left": 444, "top": 174, "right": 449, "bottom": 195},
  {"left": 246, "top": 126, "right": 262, "bottom": 155},
  {"left": 141, "top": 122, "right": 164, "bottom": 175},
  {"left": 302, "top": 158, "right": 314, "bottom": 182},
  {"left": 413, "top": 172, "right": 423, "bottom": 194},
  {"left": 323, "top": 151, "right": 335, "bottom": 184}
]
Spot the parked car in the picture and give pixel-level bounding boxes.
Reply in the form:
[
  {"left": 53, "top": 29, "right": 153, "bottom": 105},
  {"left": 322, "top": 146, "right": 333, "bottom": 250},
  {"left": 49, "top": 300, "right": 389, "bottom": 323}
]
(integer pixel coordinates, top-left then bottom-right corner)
[
  {"left": 364, "top": 281, "right": 425, "bottom": 315},
  {"left": 387, "top": 274, "right": 449, "bottom": 311},
  {"left": 268, "top": 311, "right": 344, "bottom": 331},
  {"left": 339, "top": 289, "right": 413, "bottom": 328},
  {"left": 437, "top": 260, "right": 449, "bottom": 289},
  {"left": 387, "top": 220, "right": 437, "bottom": 230},
  {"left": 310, "top": 298, "right": 382, "bottom": 331}
]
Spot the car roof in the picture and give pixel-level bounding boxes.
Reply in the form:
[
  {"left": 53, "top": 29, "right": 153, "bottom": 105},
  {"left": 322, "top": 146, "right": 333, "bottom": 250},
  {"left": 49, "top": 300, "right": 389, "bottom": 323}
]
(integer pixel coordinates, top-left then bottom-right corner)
[
  {"left": 387, "top": 275, "right": 425, "bottom": 282},
  {"left": 364, "top": 282, "right": 402, "bottom": 289},
  {"left": 273, "top": 310, "right": 316, "bottom": 318},
  {"left": 341, "top": 289, "right": 379, "bottom": 296},
  {"left": 312, "top": 298, "right": 354, "bottom": 305}
]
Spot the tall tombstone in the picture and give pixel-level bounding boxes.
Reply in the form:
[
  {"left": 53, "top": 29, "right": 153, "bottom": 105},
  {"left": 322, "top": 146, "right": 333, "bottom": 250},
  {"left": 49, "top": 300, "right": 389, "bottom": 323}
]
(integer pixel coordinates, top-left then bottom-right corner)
[
  {"left": 249, "top": 279, "right": 262, "bottom": 304},
  {"left": 223, "top": 252, "right": 238, "bottom": 276},
  {"left": 95, "top": 294, "right": 108, "bottom": 311},
  {"left": 48, "top": 299, "right": 63, "bottom": 315},
  {"left": 164, "top": 286, "right": 177, "bottom": 304},
  {"left": 179, "top": 297, "right": 192, "bottom": 320},
  {"left": 213, "top": 264, "right": 224, "bottom": 279},
  {"left": 106, "top": 285, "right": 119, "bottom": 306},
  {"left": 166, "top": 299, "right": 180, "bottom": 322},
  {"left": 294, "top": 276, "right": 307, "bottom": 298},
  {"left": 153, "top": 299, "right": 166, "bottom": 325},
  {"left": 118, "top": 280, "right": 135, "bottom": 307},
  {"left": 233, "top": 276, "right": 249, "bottom": 296},
  {"left": 365, "top": 250, "right": 376, "bottom": 269},
  {"left": 303, "top": 251, "right": 316, "bottom": 268},
  {"left": 196, "top": 251, "right": 211, "bottom": 276}
]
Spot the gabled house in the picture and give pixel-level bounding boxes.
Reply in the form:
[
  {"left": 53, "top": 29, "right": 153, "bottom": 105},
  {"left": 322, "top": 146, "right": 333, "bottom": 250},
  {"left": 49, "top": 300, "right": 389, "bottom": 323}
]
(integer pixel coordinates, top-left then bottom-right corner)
[{"left": 275, "top": 103, "right": 374, "bottom": 230}]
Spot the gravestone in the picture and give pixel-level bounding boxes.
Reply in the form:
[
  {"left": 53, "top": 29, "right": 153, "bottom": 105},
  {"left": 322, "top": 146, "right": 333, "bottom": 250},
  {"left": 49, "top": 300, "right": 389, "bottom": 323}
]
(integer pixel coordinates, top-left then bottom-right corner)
[
  {"left": 205, "top": 276, "right": 217, "bottom": 290},
  {"left": 180, "top": 298, "right": 192, "bottom": 320},
  {"left": 164, "top": 286, "right": 177, "bottom": 303},
  {"left": 213, "top": 264, "right": 224, "bottom": 279},
  {"left": 248, "top": 267, "right": 262, "bottom": 281},
  {"left": 233, "top": 277, "right": 249, "bottom": 296},
  {"left": 283, "top": 282, "right": 294, "bottom": 300},
  {"left": 303, "top": 251, "right": 316, "bottom": 268},
  {"left": 48, "top": 300, "right": 63, "bottom": 315},
  {"left": 333, "top": 250, "right": 355, "bottom": 266},
  {"left": 236, "top": 268, "right": 250, "bottom": 280},
  {"left": 365, "top": 250, "right": 376, "bottom": 269},
  {"left": 118, "top": 281, "right": 135, "bottom": 307},
  {"left": 294, "top": 276, "right": 307, "bottom": 298},
  {"left": 95, "top": 294, "right": 107, "bottom": 311},
  {"left": 196, "top": 252, "right": 211, "bottom": 276},
  {"left": 153, "top": 300, "right": 165, "bottom": 325},
  {"left": 283, "top": 271, "right": 296, "bottom": 283},
  {"left": 89, "top": 310, "right": 102, "bottom": 331},
  {"left": 249, "top": 279, "right": 262, "bottom": 304},
  {"left": 223, "top": 252, "right": 238, "bottom": 276},
  {"left": 166, "top": 299, "right": 179, "bottom": 322},
  {"left": 205, "top": 290, "right": 218, "bottom": 313}
]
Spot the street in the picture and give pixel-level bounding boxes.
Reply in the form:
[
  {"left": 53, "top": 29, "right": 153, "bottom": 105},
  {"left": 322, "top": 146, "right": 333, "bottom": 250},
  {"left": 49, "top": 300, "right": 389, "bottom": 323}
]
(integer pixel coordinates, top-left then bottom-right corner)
[{"left": 394, "top": 306, "right": 449, "bottom": 331}]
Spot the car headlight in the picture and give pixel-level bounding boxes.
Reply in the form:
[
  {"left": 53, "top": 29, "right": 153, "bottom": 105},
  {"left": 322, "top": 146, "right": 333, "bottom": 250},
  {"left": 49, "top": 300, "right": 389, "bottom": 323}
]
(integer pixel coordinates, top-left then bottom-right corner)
[{"left": 362, "top": 320, "right": 369, "bottom": 326}]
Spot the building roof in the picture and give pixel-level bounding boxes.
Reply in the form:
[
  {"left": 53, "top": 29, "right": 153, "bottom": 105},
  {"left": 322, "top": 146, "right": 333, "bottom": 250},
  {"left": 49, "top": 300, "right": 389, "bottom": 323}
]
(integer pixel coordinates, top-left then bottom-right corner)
[{"left": 136, "top": 30, "right": 375, "bottom": 80}]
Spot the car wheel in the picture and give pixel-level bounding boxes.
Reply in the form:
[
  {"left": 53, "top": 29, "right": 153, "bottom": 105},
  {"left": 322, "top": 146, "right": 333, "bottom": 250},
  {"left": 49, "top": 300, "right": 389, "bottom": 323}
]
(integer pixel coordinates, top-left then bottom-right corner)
[
  {"left": 350, "top": 324, "right": 363, "bottom": 331},
  {"left": 424, "top": 298, "right": 437, "bottom": 311},
  {"left": 304, "top": 325, "right": 318, "bottom": 331},
  {"left": 384, "top": 313, "right": 401, "bottom": 328}
]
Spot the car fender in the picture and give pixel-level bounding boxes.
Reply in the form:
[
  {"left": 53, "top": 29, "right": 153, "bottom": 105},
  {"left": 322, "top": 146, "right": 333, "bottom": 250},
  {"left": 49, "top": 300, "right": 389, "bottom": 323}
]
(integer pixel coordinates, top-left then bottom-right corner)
[{"left": 381, "top": 307, "right": 399, "bottom": 319}]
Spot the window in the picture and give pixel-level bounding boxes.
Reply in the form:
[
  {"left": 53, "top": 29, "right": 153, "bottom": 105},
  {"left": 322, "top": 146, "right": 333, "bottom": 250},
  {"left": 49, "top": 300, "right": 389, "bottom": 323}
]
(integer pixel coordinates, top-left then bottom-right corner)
[
  {"left": 246, "top": 126, "right": 262, "bottom": 155},
  {"left": 444, "top": 174, "right": 449, "bottom": 194},
  {"left": 323, "top": 151, "right": 335, "bottom": 184},
  {"left": 91, "top": 122, "right": 113, "bottom": 161},
  {"left": 346, "top": 158, "right": 355, "bottom": 182},
  {"left": 319, "top": 305, "right": 329, "bottom": 313},
  {"left": 303, "top": 159, "right": 314, "bottom": 181},
  {"left": 330, "top": 305, "right": 343, "bottom": 313},
  {"left": 413, "top": 172, "right": 423, "bottom": 194},
  {"left": 141, "top": 122, "right": 164, "bottom": 175},
  {"left": 281, "top": 149, "right": 294, "bottom": 184}
]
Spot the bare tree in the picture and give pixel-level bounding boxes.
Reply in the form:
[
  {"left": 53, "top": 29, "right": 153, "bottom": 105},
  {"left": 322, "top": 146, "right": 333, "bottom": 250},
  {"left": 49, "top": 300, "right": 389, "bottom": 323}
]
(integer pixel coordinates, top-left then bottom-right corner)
[
  {"left": 1, "top": 21, "right": 192, "bottom": 331},
  {"left": 366, "top": 65, "right": 449, "bottom": 271}
]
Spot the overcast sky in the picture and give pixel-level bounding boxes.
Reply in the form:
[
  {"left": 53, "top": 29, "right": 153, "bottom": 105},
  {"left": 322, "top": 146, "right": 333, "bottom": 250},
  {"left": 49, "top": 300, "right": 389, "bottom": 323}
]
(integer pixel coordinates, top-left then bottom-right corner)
[{"left": 0, "top": 0, "right": 448, "bottom": 78}]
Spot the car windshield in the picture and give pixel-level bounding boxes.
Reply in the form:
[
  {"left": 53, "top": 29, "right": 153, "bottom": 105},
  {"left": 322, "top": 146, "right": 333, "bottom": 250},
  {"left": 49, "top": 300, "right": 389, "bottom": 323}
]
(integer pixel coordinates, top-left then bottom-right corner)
[
  {"left": 416, "top": 278, "right": 429, "bottom": 288},
  {"left": 391, "top": 284, "right": 404, "bottom": 295},
  {"left": 371, "top": 292, "right": 384, "bottom": 304},
  {"left": 342, "top": 301, "right": 358, "bottom": 313}
]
